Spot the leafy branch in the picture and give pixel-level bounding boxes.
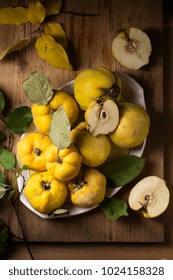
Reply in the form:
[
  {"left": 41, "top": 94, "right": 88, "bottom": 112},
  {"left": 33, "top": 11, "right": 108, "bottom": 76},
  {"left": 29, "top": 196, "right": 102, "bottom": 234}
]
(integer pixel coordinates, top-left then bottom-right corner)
[
  {"left": 0, "top": 0, "right": 72, "bottom": 70},
  {"left": 0, "top": 90, "right": 33, "bottom": 259},
  {"left": 0, "top": 0, "right": 101, "bottom": 70}
]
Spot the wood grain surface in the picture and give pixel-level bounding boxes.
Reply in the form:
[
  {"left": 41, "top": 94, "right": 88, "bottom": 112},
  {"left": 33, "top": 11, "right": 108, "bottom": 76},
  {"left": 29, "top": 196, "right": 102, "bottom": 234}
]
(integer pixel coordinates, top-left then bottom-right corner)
[{"left": 0, "top": 0, "right": 165, "bottom": 246}]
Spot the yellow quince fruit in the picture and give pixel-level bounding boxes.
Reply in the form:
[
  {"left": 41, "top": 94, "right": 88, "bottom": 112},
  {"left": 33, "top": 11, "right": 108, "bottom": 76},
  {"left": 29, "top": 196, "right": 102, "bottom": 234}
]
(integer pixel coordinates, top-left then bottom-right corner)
[
  {"left": 31, "top": 90, "right": 79, "bottom": 135},
  {"left": 17, "top": 132, "right": 52, "bottom": 171},
  {"left": 49, "top": 90, "right": 79, "bottom": 125},
  {"left": 45, "top": 143, "right": 82, "bottom": 181},
  {"left": 31, "top": 104, "right": 52, "bottom": 135},
  {"left": 70, "top": 122, "right": 111, "bottom": 167},
  {"left": 74, "top": 67, "right": 121, "bottom": 110},
  {"left": 24, "top": 171, "right": 68, "bottom": 214},
  {"left": 68, "top": 167, "right": 106, "bottom": 208},
  {"left": 109, "top": 103, "right": 150, "bottom": 148}
]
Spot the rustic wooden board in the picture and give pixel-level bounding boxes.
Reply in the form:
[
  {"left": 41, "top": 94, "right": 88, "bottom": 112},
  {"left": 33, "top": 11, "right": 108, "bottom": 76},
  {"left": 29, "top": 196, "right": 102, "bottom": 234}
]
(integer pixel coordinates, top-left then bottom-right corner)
[{"left": 0, "top": 0, "right": 164, "bottom": 242}]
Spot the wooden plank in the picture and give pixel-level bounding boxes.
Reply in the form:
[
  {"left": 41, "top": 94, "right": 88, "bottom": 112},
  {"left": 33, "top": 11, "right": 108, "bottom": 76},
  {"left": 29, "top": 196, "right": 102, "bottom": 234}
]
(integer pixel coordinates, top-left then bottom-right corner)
[{"left": 0, "top": 0, "right": 164, "bottom": 242}]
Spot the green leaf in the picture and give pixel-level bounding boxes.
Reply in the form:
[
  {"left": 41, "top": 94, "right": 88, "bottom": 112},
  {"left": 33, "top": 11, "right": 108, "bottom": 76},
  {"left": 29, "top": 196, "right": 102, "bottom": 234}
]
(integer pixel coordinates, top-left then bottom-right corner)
[
  {"left": 0, "top": 228, "right": 9, "bottom": 257},
  {"left": 0, "top": 148, "right": 16, "bottom": 170},
  {"left": 101, "top": 198, "right": 128, "bottom": 220},
  {"left": 0, "top": 172, "right": 6, "bottom": 185},
  {"left": 102, "top": 155, "right": 145, "bottom": 188},
  {"left": 35, "top": 35, "right": 73, "bottom": 70},
  {"left": 0, "top": 186, "right": 6, "bottom": 199},
  {"left": 22, "top": 71, "right": 54, "bottom": 105},
  {"left": 0, "top": 7, "right": 28, "bottom": 25},
  {"left": 50, "top": 105, "right": 71, "bottom": 149},
  {"left": 6, "top": 189, "right": 15, "bottom": 200},
  {"left": 0, "top": 91, "right": 5, "bottom": 112},
  {"left": 0, "top": 38, "right": 28, "bottom": 61},
  {"left": 5, "top": 106, "right": 33, "bottom": 134},
  {"left": 0, "top": 131, "right": 5, "bottom": 142}
]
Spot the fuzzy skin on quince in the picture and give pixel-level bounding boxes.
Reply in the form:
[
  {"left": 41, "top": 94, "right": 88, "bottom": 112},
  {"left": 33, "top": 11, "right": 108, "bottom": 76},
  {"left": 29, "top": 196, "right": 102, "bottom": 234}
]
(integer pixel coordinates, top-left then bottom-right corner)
[
  {"left": 31, "top": 104, "right": 52, "bottom": 135},
  {"left": 17, "top": 132, "right": 52, "bottom": 171},
  {"left": 109, "top": 103, "right": 150, "bottom": 149},
  {"left": 74, "top": 67, "right": 121, "bottom": 110},
  {"left": 45, "top": 143, "right": 82, "bottom": 181},
  {"left": 24, "top": 171, "right": 68, "bottom": 214},
  {"left": 68, "top": 168, "right": 106, "bottom": 208},
  {"left": 70, "top": 122, "right": 111, "bottom": 167},
  {"left": 49, "top": 90, "right": 79, "bottom": 125},
  {"left": 31, "top": 90, "right": 79, "bottom": 135}
]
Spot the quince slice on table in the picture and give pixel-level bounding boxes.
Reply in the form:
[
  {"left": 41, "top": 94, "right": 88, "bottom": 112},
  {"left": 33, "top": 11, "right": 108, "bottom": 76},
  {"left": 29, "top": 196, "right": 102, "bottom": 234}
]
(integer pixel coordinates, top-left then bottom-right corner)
[
  {"left": 112, "top": 27, "right": 152, "bottom": 70},
  {"left": 128, "top": 176, "right": 170, "bottom": 218}
]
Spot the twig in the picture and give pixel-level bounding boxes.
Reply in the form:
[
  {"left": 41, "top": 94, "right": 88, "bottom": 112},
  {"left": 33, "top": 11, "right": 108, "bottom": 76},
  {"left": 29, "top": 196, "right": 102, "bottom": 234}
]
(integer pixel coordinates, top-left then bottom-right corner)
[
  {"left": 61, "top": 11, "right": 100, "bottom": 17},
  {"left": 11, "top": 194, "right": 34, "bottom": 260}
]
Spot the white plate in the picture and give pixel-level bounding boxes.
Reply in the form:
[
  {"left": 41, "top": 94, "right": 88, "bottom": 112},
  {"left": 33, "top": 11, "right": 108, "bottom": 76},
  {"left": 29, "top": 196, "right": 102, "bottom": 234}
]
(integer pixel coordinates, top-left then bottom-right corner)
[{"left": 18, "top": 72, "right": 146, "bottom": 219}]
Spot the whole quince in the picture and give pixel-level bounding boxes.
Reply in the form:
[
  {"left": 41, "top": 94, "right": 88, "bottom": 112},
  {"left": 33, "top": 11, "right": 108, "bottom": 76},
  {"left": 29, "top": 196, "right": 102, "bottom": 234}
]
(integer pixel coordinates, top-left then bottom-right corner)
[
  {"left": 45, "top": 143, "right": 82, "bottom": 181},
  {"left": 31, "top": 90, "right": 79, "bottom": 135},
  {"left": 68, "top": 167, "right": 106, "bottom": 208},
  {"left": 31, "top": 104, "right": 52, "bottom": 135},
  {"left": 70, "top": 122, "right": 111, "bottom": 167},
  {"left": 17, "top": 132, "right": 51, "bottom": 171},
  {"left": 109, "top": 103, "right": 150, "bottom": 148},
  {"left": 49, "top": 90, "right": 79, "bottom": 125},
  {"left": 74, "top": 67, "right": 121, "bottom": 110},
  {"left": 24, "top": 171, "right": 68, "bottom": 214}
]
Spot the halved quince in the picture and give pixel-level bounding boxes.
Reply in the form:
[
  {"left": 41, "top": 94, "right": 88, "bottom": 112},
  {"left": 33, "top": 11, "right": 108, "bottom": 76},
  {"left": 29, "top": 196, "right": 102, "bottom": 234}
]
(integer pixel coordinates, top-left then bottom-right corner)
[
  {"left": 112, "top": 27, "right": 152, "bottom": 70},
  {"left": 85, "top": 98, "right": 119, "bottom": 136},
  {"left": 128, "top": 176, "right": 170, "bottom": 218}
]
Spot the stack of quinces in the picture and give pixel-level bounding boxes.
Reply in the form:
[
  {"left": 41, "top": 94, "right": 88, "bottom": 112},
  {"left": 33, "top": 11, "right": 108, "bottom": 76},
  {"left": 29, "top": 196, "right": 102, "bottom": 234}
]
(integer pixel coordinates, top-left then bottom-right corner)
[{"left": 17, "top": 67, "right": 150, "bottom": 215}]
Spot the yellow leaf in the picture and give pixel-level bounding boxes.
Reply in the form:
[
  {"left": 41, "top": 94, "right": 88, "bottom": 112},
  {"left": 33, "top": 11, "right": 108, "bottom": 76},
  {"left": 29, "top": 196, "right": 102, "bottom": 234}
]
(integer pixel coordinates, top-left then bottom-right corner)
[
  {"left": 35, "top": 35, "right": 73, "bottom": 70},
  {"left": 27, "top": 1, "right": 46, "bottom": 24},
  {"left": 0, "top": 7, "right": 28, "bottom": 25},
  {"left": 0, "top": 38, "right": 29, "bottom": 61},
  {"left": 44, "top": 0, "right": 62, "bottom": 16},
  {"left": 43, "top": 22, "right": 67, "bottom": 49}
]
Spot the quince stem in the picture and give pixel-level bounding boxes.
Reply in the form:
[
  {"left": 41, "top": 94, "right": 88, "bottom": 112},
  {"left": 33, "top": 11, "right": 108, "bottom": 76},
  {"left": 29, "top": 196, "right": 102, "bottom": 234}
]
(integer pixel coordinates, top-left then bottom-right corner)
[
  {"left": 34, "top": 147, "right": 41, "bottom": 156},
  {"left": 42, "top": 181, "right": 51, "bottom": 190},
  {"left": 107, "top": 83, "right": 121, "bottom": 99}
]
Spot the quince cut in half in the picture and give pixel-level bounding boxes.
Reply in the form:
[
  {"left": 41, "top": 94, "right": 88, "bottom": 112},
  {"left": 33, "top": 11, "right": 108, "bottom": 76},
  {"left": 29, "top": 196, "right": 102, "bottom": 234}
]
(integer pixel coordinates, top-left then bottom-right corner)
[
  {"left": 85, "top": 98, "right": 119, "bottom": 136},
  {"left": 128, "top": 176, "right": 170, "bottom": 218},
  {"left": 112, "top": 27, "right": 152, "bottom": 70}
]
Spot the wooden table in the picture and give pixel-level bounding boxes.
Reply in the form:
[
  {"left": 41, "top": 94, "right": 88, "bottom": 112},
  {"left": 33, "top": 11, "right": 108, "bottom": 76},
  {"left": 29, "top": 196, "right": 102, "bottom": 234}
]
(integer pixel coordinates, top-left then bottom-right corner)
[{"left": 0, "top": 0, "right": 173, "bottom": 259}]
